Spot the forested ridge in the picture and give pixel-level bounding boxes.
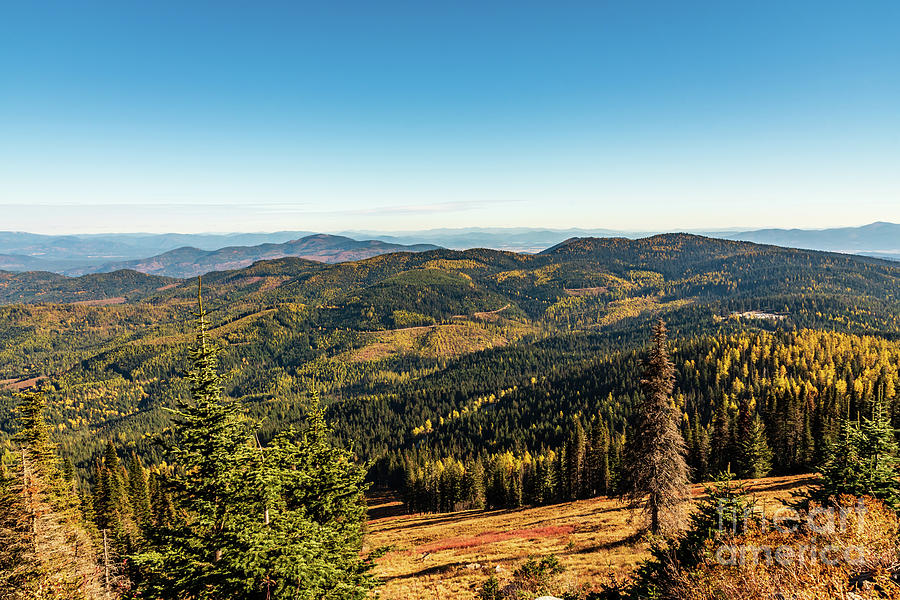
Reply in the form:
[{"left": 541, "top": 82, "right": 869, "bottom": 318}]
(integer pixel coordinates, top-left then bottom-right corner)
[
  {"left": 0, "top": 235, "right": 898, "bottom": 480},
  {"left": 1, "top": 234, "right": 900, "bottom": 597},
  {"left": 386, "top": 327, "right": 900, "bottom": 511}
]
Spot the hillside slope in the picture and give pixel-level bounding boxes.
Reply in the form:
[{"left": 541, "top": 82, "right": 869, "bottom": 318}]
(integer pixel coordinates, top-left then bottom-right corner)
[
  {"left": 0, "top": 269, "right": 177, "bottom": 305},
  {"left": 0, "top": 234, "right": 898, "bottom": 475},
  {"left": 367, "top": 474, "right": 813, "bottom": 600}
]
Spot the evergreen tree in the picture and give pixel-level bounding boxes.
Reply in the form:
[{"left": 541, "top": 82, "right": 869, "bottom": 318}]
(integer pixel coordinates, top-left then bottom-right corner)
[
  {"left": 133, "top": 280, "right": 258, "bottom": 597},
  {"left": 536, "top": 452, "right": 557, "bottom": 504},
  {"left": 131, "top": 280, "right": 377, "bottom": 599},
  {"left": 585, "top": 422, "right": 610, "bottom": 497},
  {"left": 126, "top": 451, "right": 152, "bottom": 529},
  {"left": 402, "top": 459, "right": 421, "bottom": 512},
  {"left": 562, "top": 417, "right": 585, "bottom": 500},
  {"left": 598, "top": 428, "right": 611, "bottom": 496},
  {"left": 608, "top": 430, "right": 624, "bottom": 494},
  {"left": 235, "top": 403, "right": 377, "bottom": 599},
  {"left": 148, "top": 471, "right": 175, "bottom": 529},
  {"left": 799, "top": 408, "right": 815, "bottom": 469},
  {"left": 710, "top": 396, "right": 732, "bottom": 474},
  {"left": 737, "top": 414, "right": 773, "bottom": 479},
  {"left": 93, "top": 440, "right": 137, "bottom": 551},
  {"left": 811, "top": 403, "right": 900, "bottom": 508},
  {"left": 0, "top": 454, "right": 41, "bottom": 598},
  {"left": 735, "top": 397, "right": 753, "bottom": 454},
  {"left": 778, "top": 391, "right": 804, "bottom": 470},
  {"left": 463, "top": 458, "right": 486, "bottom": 509},
  {"left": 688, "top": 419, "right": 710, "bottom": 482},
  {"left": 622, "top": 320, "right": 690, "bottom": 535},
  {"left": 60, "top": 457, "right": 76, "bottom": 490}
]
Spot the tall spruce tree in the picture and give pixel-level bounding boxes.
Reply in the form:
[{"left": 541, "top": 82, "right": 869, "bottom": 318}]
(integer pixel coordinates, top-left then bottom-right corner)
[
  {"left": 93, "top": 440, "right": 140, "bottom": 553},
  {"left": 585, "top": 422, "right": 610, "bottom": 497},
  {"left": 689, "top": 420, "right": 710, "bottom": 482},
  {"left": 562, "top": 417, "right": 586, "bottom": 500},
  {"left": 710, "top": 396, "right": 732, "bottom": 474},
  {"left": 132, "top": 280, "right": 256, "bottom": 598},
  {"left": 132, "top": 280, "right": 377, "bottom": 599},
  {"left": 737, "top": 414, "right": 773, "bottom": 479},
  {"left": 125, "top": 451, "right": 152, "bottom": 530},
  {"left": 463, "top": 458, "right": 486, "bottom": 509},
  {"left": 622, "top": 320, "right": 690, "bottom": 535},
  {"left": 148, "top": 471, "right": 175, "bottom": 529},
  {"left": 0, "top": 457, "right": 39, "bottom": 599},
  {"left": 240, "top": 403, "right": 376, "bottom": 598}
]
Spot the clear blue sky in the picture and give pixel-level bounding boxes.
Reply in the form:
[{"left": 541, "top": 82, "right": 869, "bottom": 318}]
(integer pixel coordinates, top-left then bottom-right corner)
[{"left": 1, "top": 1, "right": 898, "bottom": 233}]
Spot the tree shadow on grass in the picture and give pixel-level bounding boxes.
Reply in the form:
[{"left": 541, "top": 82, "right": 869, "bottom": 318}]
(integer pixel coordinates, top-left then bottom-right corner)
[
  {"left": 381, "top": 561, "right": 472, "bottom": 581},
  {"left": 573, "top": 530, "right": 644, "bottom": 554}
]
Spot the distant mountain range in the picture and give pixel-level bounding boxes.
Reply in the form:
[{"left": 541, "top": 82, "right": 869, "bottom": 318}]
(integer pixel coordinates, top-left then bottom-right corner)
[
  {"left": 63, "top": 235, "right": 440, "bottom": 278},
  {"left": 0, "top": 232, "right": 897, "bottom": 313},
  {"left": 0, "top": 232, "right": 440, "bottom": 276},
  {"left": 720, "top": 221, "right": 900, "bottom": 257},
  {"left": 0, "top": 222, "right": 895, "bottom": 277},
  {"left": 0, "top": 230, "right": 315, "bottom": 266},
  {"left": 345, "top": 222, "right": 900, "bottom": 258},
  {"left": 337, "top": 227, "right": 629, "bottom": 253}
]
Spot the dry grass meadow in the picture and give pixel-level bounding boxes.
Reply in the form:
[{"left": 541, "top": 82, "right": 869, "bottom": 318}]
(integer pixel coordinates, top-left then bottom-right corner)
[{"left": 365, "top": 474, "right": 815, "bottom": 600}]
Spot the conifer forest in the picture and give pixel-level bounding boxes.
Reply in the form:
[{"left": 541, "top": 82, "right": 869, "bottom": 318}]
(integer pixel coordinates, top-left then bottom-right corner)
[{"left": 1, "top": 235, "right": 900, "bottom": 598}]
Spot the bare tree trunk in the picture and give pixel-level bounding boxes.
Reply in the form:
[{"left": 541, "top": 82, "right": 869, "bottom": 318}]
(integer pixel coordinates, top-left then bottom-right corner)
[
  {"left": 103, "top": 529, "right": 111, "bottom": 600},
  {"left": 23, "top": 450, "right": 38, "bottom": 553}
]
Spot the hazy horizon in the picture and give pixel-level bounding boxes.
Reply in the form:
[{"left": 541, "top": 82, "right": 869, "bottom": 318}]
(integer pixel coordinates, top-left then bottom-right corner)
[{"left": 0, "top": 203, "right": 897, "bottom": 236}]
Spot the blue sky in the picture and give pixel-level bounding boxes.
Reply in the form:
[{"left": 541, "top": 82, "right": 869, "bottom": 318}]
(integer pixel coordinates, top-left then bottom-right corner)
[{"left": 1, "top": 1, "right": 898, "bottom": 233}]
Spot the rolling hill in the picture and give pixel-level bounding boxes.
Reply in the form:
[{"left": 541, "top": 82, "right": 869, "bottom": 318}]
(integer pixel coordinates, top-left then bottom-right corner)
[
  {"left": 0, "top": 269, "right": 177, "bottom": 305},
  {"left": 64, "top": 234, "right": 441, "bottom": 277},
  {"left": 0, "top": 230, "right": 315, "bottom": 263},
  {"left": 345, "top": 221, "right": 900, "bottom": 255},
  {"left": 0, "top": 253, "right": 68, "bottom": 272},
  {"left": 1, "top": 222, "right": 896, "bottom": 276}
]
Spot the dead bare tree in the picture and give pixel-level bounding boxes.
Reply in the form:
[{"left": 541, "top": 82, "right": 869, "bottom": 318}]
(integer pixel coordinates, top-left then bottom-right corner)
[{"left": 621, "top": 319, "right": 690, "bottom": 535}]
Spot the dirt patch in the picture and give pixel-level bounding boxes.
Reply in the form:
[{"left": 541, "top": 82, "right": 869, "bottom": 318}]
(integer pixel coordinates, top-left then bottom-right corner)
[
  {"left": 564, "top": 287, "right": 606, "bottom": 297},
  {"left": 71, "top": 297, "right": 126, "bottom": 306},
  {"left": 351, "top": 340, "right": 415, "bottom": 362},
  {"left": 259, "top": 276, "right": 289, "bottom": 291},
  {"left": 471, "top": 304, "right": 510, "bottom": 321},
  {"left": 0, "top": 376, "right": 45, "bottom": 391},
  {"left": 233, "top": 275, "right": 289, "bottom": 291}
]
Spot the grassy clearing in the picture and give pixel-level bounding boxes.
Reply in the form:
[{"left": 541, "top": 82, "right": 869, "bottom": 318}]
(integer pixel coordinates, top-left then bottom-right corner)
[
  {"left": 345, "top": 318, "right": 536, "bottom": 363},
  {"left": 365, "top": 474, "right": 813, "bottom": 600}
]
